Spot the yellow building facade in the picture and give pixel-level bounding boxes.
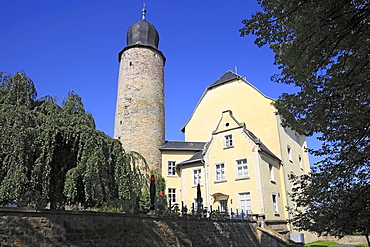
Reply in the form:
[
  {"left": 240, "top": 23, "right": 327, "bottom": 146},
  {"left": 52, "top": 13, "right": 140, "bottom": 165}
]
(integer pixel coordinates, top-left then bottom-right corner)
[{"left": 160, "top": 71, "right": 310, "bottom": 234}]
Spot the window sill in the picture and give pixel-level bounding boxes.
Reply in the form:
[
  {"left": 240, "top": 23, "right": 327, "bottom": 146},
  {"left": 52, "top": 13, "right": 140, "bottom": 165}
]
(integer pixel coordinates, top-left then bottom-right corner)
[
  {"left": 223, "top": 146, "right": 234, "bottom": 150},
  {"left": 214, "top": 180, "right": 227, "bottom": 184},
  {"left": 270, "top": 180, "right": 276, "bottom": 184},
  {"left": 167, "top": 175, "right": 177, "bottom": 177},
  {"left": 235, "top": 177, "right": 250, "bottom": 181},
  {"left": 274, "top": 213, "right": 280, "bottom": 216}
]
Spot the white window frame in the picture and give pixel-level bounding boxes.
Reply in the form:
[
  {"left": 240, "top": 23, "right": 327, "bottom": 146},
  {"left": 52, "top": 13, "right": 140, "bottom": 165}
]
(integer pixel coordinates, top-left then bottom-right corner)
[
  {"left": 239, "top": 192, "right": 252, "bottom": 214},
  {"left": 193, "top": 168, "right": 202, "bottom": 186},
  {"left": 168, "top": 188, "right": 177, "bottom": 204},
  {"left": 224, "top": 135, "right": 233, "bottom": 148},
  {"left": 269, "top": 164, "right": 275, "bottom": 182},
  {"left": 236, "top": 158, "right": 249, "bottom": 179},
  {"left": 272, "top": 193, "right": 278, "bottom": 213},
  {"left": 167, "top": 161, "right": 176, "bottom": 176},
  {"left": 215, "top": 163, "right": 226, "bottom": 182}
]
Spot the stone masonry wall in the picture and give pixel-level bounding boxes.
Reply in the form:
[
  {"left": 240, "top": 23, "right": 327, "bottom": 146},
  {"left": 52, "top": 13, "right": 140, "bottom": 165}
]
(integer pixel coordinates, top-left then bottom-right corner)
[
  {"left": 0, "top": 208, "right": 264, "bottom": 247},
  {"left": 114, "top": 46, "right": 165, "bottom": 173}
]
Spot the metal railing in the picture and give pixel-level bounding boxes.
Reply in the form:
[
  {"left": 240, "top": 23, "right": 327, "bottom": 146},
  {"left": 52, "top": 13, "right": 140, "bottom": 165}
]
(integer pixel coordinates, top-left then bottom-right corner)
[{"left": 158, "top": 200, "right": 255, "bottom": 221}]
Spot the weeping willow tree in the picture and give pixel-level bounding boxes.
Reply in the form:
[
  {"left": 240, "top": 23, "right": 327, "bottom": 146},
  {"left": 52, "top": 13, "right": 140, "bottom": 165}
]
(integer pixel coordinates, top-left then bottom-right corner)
[{"left": 0, "top": 71, "right": 149, "bottom": 211}]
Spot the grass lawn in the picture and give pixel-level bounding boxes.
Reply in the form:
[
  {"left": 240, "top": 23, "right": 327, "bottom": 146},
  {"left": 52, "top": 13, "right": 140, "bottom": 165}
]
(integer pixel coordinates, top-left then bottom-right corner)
[
  {"left": 305, "top": 241, "right": 369, "bottom": 247},
  {"left": 304, "top": 241, "right": 338, "bottom": 247}
]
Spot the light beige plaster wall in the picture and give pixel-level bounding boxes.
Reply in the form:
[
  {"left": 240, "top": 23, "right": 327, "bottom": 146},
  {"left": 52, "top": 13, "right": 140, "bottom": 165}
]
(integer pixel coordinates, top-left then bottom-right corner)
[
  {"left": 162, "top": 150, "right": 199, "bottom": 205},
  {"left": 259, "top": 154, "right": 287, "bottom": 221},
  {"left": 183, "top": 79, "right": 280, "bottom": 157}
]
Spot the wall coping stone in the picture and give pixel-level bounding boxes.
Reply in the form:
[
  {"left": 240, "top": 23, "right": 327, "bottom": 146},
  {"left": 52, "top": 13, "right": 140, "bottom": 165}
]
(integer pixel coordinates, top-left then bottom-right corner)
[{"left": 0, "top": 207, "right": 258, "bottom": 224}]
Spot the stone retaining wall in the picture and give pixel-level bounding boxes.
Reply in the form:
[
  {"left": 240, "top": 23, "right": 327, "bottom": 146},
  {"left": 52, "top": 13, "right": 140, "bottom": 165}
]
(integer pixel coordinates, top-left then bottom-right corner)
[{"left": 0, "top": 208, "right": 298, "bottom": 247}]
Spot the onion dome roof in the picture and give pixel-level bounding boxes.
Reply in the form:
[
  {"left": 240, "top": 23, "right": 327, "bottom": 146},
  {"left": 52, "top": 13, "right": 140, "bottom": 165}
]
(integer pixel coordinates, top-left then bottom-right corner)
[
  {"left": 119, "top": 7, "right": 165, "bottom": 63},
  {"left": 126, "top": 19, "right": 159, "bottom": 49}
]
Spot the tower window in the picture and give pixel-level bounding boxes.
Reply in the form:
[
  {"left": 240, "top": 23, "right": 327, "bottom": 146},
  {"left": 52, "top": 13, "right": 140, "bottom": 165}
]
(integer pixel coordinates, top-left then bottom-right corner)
[
  {"left": 129, "top": 61, "right": 133, "bottom": 66},
  {"left": 120, "top": 120, "right": 122, "bottom": 125}
]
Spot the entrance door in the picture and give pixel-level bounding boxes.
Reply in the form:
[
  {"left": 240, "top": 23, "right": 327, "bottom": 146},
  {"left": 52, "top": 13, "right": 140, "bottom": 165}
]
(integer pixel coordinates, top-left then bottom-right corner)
[{"left": 219, "top": 200, "right": 227, "bottom": 212}]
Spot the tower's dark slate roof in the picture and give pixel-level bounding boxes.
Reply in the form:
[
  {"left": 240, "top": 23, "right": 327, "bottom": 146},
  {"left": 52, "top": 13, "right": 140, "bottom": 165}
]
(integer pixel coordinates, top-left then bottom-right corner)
[
  {"left": 126, "top": 19, "right": 159, "bottom": 49},
  {"left": 207, "top": 70, "right": 240, "bottom": 89}
]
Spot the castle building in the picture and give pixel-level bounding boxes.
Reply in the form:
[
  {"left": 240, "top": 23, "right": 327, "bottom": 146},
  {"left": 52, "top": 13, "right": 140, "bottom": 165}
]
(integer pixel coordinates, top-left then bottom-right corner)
[
  {"left": 161, "top": 71, "right": 310, "bottom": 234},
  {"left": 115, "top": 8, "right": 310, "bottom": 236},
  {"left": 114, "top": 8, "right": 165, "bottom": 172}
]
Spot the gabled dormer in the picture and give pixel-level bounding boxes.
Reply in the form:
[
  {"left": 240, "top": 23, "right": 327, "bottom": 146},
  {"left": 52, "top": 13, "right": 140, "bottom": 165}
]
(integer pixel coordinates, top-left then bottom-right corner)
[{"left": 212, "top": 110, "right": 245, "bottom": 135}]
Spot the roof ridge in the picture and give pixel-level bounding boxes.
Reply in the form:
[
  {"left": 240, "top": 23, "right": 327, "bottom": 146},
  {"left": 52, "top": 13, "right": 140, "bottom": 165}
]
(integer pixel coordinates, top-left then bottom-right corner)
[{"left": 208, "top": 70, "right": 240, "bottom": 89}]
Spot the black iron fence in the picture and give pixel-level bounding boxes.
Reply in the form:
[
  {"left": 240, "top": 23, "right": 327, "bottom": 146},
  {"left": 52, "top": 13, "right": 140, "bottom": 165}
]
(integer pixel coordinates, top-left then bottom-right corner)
[{"left": 153, "top": 199, "right": 256, "bottom": 222}]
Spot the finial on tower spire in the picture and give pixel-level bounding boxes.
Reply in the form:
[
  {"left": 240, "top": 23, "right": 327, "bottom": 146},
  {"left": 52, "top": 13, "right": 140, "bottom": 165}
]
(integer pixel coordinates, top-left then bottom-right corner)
[{"left": 142, "top": 2, "right": 147, "bottom": 20}]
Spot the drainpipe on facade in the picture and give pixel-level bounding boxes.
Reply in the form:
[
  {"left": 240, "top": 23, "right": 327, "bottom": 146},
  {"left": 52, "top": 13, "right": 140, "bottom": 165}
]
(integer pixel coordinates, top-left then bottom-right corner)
[{"left": 202, "top": 159, "right": 210, "bottom": 208}]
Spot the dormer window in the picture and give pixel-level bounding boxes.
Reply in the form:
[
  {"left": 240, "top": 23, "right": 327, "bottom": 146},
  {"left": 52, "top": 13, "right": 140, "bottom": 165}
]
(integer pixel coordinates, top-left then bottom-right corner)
[{"left": 225, "top": 135, "right": 233, "bottom": 148}]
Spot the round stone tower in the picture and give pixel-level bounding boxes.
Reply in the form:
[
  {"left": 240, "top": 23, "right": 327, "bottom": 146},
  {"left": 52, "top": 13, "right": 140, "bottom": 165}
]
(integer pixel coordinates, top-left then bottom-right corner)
[{"left": 114, "top": 8, "right": 165, "bottom": 172}]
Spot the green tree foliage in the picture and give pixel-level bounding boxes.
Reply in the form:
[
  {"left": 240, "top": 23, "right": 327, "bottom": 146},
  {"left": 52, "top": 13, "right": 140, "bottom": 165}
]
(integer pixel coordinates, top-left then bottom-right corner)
[
  {"left": 0, "top": 71, "right": 149, "bottom": 211},
  {"left": 137, "top": 170, "right": 166, "bottom": 214},
  {"left": 241, "top": 0, "right": 369, "bottom": 242}
]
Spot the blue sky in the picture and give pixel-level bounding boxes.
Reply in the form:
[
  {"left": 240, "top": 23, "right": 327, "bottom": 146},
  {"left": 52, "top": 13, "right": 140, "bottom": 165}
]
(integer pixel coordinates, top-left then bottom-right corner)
[{"left": 1, "top": 0, "right": 319, "bottom": 164}]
